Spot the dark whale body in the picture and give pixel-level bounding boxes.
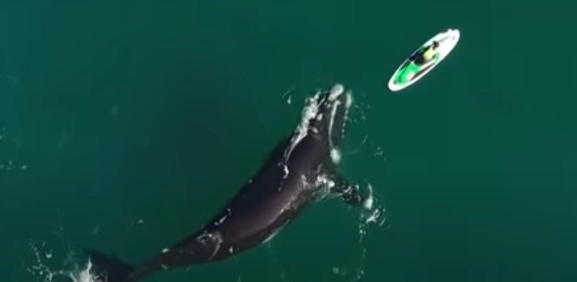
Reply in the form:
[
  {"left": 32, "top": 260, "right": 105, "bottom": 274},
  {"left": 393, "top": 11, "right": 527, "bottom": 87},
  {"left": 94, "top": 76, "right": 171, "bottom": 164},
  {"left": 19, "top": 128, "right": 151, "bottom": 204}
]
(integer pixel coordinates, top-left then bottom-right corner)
[{"left": 86, "top": 84, "right": 371, "bottom": 282}]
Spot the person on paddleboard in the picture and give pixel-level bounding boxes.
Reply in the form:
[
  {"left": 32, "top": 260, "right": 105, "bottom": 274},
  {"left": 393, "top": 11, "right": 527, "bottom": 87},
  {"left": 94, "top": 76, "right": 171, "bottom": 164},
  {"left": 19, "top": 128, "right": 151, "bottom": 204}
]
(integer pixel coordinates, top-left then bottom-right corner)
[
  {"left": 413, "top": 41, "right": 440, "bottom": 65},
  {"left": 388, "top": 28, "right": 460, "bottom": 91},
  {"left": 397, "top": 41, "right": 441, "bottom": 83}
]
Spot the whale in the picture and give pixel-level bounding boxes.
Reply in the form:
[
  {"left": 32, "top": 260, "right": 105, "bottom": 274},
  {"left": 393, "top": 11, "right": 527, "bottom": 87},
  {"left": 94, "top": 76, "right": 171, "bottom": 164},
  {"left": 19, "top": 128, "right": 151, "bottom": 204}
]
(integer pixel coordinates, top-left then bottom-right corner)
[{"left": 85, "top": 84, "right": 372, "bottom": 282}]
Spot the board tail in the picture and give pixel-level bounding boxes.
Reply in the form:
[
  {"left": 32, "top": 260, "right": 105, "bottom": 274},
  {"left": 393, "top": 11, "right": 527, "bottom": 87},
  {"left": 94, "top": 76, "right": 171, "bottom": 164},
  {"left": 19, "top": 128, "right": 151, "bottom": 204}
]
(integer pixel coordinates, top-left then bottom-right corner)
[{"left": 85, "top": 249, "right": 136, "bottom": 282}]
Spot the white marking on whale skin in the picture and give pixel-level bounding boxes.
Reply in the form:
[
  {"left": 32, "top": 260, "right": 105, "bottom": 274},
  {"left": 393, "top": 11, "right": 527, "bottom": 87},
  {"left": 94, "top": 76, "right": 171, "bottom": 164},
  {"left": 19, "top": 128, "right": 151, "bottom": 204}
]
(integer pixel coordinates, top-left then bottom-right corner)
[
  {"left": 161, "top": 264, "right": 168, "bottom": 270},
  {"left": 330, "top": 148, "right": 341, "bottom": 164},
  {"left": 208, "top": 232, "right": 223, "bottom": 260},
  {"left": 162, "top": 248, "right": 170, "bottom": 253},
  {"left": 282, "top": 163, "right": 290, "bottom": 179},
  {"left": 195, "top": 231, "right": 223, "bottom": 260},
  {"left": 338, "top": 92, "right": 353, "bottom": 140},
  {"left": 285, "top": 91, "right": 322, "bottom": 159},
  {"left": 363, "top": 184, "right": 374, "bottom": 210},
  {"left": 197, "top": 231, "right": 213, "bottom": 243},
  {"left": 345, "top": 91, "right": 353, "bottom": 108},
  {"left": 327, "top": 99, "right": 342, "bottom": 148},
  {"left": 263, "top": 223, "right": 289, "bottom": 244},
  {"left": 228, "top": 247, "right": 234, "bottom": 254},
  {"left": 215, "top": 216, "right": 227, "bottom": 226},
  {"left": 329, "top": 84, "right": 344, "bottom": 101},
  {"left": 215, "top": 208, "right": 233, "bottom": 226}
]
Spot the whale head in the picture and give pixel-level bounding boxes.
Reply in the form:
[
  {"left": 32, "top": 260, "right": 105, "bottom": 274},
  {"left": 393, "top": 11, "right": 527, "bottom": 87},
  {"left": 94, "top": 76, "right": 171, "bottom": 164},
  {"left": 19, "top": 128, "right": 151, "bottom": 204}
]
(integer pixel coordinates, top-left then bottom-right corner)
[
  {"left": 312, "top": 84, "right": 351, "bottom": 146},
  {"left": 307, "top": 84, "right": 352, "bottom": 163}
]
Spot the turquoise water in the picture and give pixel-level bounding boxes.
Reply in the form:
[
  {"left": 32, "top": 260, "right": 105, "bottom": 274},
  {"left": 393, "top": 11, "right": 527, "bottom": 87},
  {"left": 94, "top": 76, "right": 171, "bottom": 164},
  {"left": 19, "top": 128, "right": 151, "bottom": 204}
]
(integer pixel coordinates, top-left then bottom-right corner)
[{"left": 1, "top": 1, "right": 576, "bottom": 282}]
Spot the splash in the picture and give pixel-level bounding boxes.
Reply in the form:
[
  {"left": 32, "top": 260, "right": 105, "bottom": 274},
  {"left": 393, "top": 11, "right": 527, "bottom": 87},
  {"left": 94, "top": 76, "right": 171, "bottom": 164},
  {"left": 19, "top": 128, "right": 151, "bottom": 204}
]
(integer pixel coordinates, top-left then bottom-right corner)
[
  {"left": 330, "top": 182, "right": 387, "bottom": 282},
  {"left": 27, "top": 241, "right": 102, "bottom": 282},
  {"left": 280, "top": 85, "right": 296, "bottom": 105},
  {"left": 0, "top": 127, "right": 29, "bottom": 171},
  {"left": 303, "top": 174, "right": 387, "bottom": 282}
]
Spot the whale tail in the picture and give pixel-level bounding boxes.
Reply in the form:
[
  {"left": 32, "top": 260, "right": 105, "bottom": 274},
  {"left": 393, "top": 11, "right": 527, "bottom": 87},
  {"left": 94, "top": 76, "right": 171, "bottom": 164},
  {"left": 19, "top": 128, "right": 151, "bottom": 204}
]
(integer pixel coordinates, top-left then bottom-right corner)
[{"left": 85, "top": 249, "right": 136, "bottom": 282}]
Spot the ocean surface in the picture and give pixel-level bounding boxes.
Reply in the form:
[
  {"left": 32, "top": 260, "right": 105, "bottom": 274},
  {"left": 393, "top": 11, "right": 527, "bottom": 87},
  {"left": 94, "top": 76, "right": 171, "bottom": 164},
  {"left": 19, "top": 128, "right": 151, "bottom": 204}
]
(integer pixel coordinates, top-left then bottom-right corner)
[{"left": 1, "top": 1, "right": 575, "bottom": 282}]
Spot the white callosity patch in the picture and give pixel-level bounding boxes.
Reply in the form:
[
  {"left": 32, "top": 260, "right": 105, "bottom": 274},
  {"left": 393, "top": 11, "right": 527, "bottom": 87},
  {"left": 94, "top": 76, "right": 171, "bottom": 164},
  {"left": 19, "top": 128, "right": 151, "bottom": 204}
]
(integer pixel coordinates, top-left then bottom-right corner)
[
  {"left": 337, "top": 91, "right": 353, "bottom": 142},
  {"left": 284, "top": 90, "right": 322, "bottom": 159},
  {"left": 345, "top": 91, "right": 353, "bottom": 108},
  {"left": 281, "top": 163, "right": 289, "bottom": 179},
  {"left": 328, "top": 90, "right": 353, "bottom": 163},
  {"left": 343, "top": 91, "right": 353, "bottom": 132},
  {"left": 276, "top": 163, "right": 290, "bottom": 191},
  {"left": 283, "top": 84, "right": 352, "bottom": 164},
  {"left": 330, "top": 148, "right": 341, "bottom": 164},
  {"left": 327, "top": 98, "right": 341, "bottom": 149},
  {"left": 328, "top": 84, "right": 344, "bottom": 101},
  {"left": 327, "top": 85, "right": 347, "bottom": 147}
]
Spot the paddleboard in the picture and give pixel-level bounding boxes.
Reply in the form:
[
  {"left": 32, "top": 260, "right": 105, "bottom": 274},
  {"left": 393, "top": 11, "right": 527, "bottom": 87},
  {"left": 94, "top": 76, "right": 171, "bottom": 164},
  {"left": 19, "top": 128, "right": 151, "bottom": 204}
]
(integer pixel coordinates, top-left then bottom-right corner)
[{"left": 387, "top": 28, "right": 460, "bottom": 92}]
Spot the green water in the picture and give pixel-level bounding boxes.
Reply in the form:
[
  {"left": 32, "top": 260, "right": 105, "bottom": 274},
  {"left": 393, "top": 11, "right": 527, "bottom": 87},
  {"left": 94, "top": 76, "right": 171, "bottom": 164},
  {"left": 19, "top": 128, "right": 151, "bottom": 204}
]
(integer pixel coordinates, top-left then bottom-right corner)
[{"left": 1, "top": 1, "right": 576, "bottom": 282}]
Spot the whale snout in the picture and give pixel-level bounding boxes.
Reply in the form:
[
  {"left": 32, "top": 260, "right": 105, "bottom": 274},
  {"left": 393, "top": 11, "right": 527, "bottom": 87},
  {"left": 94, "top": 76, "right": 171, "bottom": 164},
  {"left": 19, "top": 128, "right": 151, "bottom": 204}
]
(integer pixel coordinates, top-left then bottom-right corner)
[
  {"left": 313, "top": 84, "right": 352, "bottom": 151},
  {"left": 329, "top": 84, "right": 345, "bottom": 101}
]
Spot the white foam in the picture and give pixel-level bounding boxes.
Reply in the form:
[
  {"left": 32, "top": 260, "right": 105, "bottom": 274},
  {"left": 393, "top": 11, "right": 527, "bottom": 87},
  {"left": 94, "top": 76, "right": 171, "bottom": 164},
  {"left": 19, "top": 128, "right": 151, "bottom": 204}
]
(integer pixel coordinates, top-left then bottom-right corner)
[{"left": 28, "top": 241, "right": 104, "bottom": 282}]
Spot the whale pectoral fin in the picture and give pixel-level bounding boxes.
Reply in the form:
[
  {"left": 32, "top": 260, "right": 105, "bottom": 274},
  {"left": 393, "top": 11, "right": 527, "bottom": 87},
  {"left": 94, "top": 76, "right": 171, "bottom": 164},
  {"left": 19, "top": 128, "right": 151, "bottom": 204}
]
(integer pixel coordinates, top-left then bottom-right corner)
[
  {"left": 331, "top": 177, "right": 372, "bottom": 210},
  {"left": 334, "top": 184, "right": 365, "bottom": 206}
]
